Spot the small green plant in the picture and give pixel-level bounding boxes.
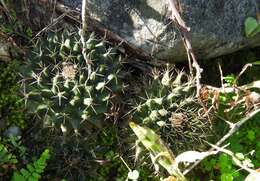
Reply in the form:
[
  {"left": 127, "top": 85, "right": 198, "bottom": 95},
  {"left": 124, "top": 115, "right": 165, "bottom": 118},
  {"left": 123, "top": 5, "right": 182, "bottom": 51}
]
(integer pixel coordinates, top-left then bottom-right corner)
[
  {"left": 0, "top": 143, "right": 17, "bottom": 165},
  {"left": 199, "top": 65, "right": 260, "bottom": 180},
  {"left": 201, "top": 146, "right": 258, "bottom": 180},
  {"left": 21, "top": 30, "right": 123, "bottom": 133},
  {"left": 245, "top": 17, "right": 260, "bottom": 37},
  {"left": 4, "top": 136, "right": 27, "bottom": 161},
  {"left": 11, "top": 149, "right": 50, "bottom": 181},
  {"left": 0, "top": 61, "right": 25, "bottom": 130},
  {"left": 223, "top": 74, "right": 236, "bottom": 86},
  {"left": 0, "top": 138, "right": 18, "bottom": 178},
  {"left": 91, "top": 150, "right": 128, "bottom": 181}
]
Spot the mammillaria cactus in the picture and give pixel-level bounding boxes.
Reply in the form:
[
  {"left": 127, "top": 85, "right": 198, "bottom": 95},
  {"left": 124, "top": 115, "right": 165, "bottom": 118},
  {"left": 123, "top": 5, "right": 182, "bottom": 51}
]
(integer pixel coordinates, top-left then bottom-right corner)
[
  {"left": 131, "top": 67, "right": 212, "bottom": 153},
  {"left": 21, "top": 30, "right": 122, "bottom": 134}
]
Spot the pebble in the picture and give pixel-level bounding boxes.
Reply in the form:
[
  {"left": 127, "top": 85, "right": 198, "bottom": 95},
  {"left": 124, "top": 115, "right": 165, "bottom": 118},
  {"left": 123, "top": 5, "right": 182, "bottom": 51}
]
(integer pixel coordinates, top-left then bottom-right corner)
[{"left": 4, "top": 126, "right": 22, "bottom": 137}]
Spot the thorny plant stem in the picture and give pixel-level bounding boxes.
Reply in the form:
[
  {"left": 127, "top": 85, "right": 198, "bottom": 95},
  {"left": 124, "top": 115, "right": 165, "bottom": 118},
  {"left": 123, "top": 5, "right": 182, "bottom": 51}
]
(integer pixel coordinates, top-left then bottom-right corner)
[
  {"left": 167, "top": 0, "right": 202, "bottom": 97},
  {"left": 183, "top": 108, "right": 260, "bottom": 175},
  {"left": 81, "top": 0, "right": 92, "bottom": 78}
]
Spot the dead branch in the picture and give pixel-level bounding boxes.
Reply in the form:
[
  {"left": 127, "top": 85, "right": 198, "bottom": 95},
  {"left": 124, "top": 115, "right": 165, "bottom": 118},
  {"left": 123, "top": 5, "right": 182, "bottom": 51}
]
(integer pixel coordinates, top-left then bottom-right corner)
[
  {"left": 235, "top": 63, "right": 253, "bottom": 84},
  {"left": 183, "top": 108, "right": 260, "bottom": 175},
  {"left": 167, "top": 0, "right": 190, "bottom": 31},
  {"left": 167, "top": 0, "right": 202, "bottom": 97},
  {"left": 218, "top": 63, "right": 225, "bottom": 91},
  {"left": 31, "top": 13, "right": 67, "bottom": 41},
  {"left": 80, "top": 0, "right": 92, "bottom": 77},
  {"left": 208, "top": 143, "right": 257, "bottom": 173}
]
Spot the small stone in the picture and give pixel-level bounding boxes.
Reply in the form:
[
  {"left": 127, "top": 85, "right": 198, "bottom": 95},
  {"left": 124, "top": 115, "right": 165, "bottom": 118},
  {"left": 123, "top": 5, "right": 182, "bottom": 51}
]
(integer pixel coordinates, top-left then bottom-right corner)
[
  {"left": 4, "top": 126, "right": 22, "bottom": 137},
  {"left": 63, "top": 0, "right": 260, "bottom": 62}
]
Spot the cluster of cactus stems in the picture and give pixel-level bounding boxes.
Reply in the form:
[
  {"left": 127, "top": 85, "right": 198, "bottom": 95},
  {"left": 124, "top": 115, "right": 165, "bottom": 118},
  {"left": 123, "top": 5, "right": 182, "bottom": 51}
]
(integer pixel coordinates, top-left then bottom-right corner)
[
  {"left": 131, "top": 67, "right": 212, "bottom": 153},
  {"left": 21, "top": 30, "right": 122, "bottom": 133}
]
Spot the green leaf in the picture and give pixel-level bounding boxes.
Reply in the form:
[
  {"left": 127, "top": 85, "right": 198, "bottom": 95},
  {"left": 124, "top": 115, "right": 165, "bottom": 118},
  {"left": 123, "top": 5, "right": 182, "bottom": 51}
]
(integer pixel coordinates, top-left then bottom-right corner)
[
  {"left": 12, "top": 172, "right": 26, "bottom": 181},
  {"left": 161, "top": 70, "right": 171, "bottom": 86},
  {"left": 11, "top": 149, "right": 50, "bottom": 181},
  {"left": 247, "top": 130, "right": 256, "bottom": 141},
  {"left": 252, "top": 61, "right": 260, "bottom": 65},
  {"left": 245, "top": 17, "right": 260, "bottom": 37},
  {"left": 27, "top": 164, "right": 35, "bottom": 173},
  {"left": 32, "top": 172, "right": 41, "bottom": 179},
  {"left": 219, "top": 154, "right": 230, "bottom": 171},
  {"left": 28, "top": 177, "right": 38, "bottom": 181},
  {"left": 20, "top": 168, "right": 31, "bottom": 179},
  {"left": 235, "top": 153, "right": 245, "bottom": 160},
  {"left": 221, "top": 173, "right": 234, "bottom": 181},
  {"left": 129, "top": 122, "right": 185, "bottom": 180}
]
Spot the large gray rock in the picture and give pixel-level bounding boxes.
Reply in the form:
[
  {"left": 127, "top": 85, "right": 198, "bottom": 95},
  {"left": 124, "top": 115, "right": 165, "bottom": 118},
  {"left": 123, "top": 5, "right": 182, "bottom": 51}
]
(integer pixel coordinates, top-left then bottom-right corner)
[{"left": 63, "top": 0, "right": 260, "bottom": 62}]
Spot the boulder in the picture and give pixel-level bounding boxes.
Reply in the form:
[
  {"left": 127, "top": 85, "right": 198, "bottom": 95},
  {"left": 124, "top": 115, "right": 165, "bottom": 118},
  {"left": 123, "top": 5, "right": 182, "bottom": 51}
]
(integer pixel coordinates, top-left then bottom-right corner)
[{"left": 65, "top": 0, "right": 260, "bottom": 62}]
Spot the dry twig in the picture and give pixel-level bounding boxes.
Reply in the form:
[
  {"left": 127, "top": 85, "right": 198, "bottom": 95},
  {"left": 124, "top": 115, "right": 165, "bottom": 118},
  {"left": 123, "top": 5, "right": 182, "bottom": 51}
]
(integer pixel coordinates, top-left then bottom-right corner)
[
  {"left": 167, "top": 0, "right": 202, "bottom": 97},
  {"left": 208, "top": 143, "right": 256, "bottom": 174},
  {"left": 80, "top": 0, "right": 92, "bottom": 78},
  {"left": 183, "top": 108, "right": 260, "bottom": 175},
  {"left": 218, "top": 63, "right": 225, "bottom": 91},
  {"left": 31, "top": 13, "right": 67, "bottom": 41}
]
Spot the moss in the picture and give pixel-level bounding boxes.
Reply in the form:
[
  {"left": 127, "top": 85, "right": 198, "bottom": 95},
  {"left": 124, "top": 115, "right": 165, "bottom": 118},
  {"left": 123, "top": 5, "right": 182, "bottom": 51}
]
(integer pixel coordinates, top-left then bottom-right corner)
[{"left": 0, "top": 61, "right": 25, "bottom": 131}]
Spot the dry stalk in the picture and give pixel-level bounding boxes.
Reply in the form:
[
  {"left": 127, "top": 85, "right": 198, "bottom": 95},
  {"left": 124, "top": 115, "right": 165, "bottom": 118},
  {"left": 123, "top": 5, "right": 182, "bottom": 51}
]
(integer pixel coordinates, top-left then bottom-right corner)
[
  {"left": 31, "top": 13, "right": 67, "bottom": 41},
  {"left": 80, "top": 0, "right": 92, "bottom": 78},
  {"left": 218, "top": 63, "right": 225, "bottom": 91},
  {"left": 235, "top": 63, "right": 253, "bottom": 84},
  {"left": 167, "top": 0, "right": 202, "bottom": 97}
]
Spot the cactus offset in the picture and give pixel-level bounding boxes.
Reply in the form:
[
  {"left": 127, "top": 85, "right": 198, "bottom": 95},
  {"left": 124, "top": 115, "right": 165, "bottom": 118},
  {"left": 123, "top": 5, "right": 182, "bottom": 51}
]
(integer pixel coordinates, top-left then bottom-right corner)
[
  {"left": 131, "top": 67, "right": 212, "bottom": 153},
  {"left": 21, "top": 30, "right": 122, "bottom": 133}
]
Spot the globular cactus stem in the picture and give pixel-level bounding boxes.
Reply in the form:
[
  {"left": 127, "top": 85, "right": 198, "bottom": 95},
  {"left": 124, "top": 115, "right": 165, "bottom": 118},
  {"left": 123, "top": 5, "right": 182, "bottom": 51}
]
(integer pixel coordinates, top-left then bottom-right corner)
[{"left": 22, "top": 30, "right": 123, "bottom": 134}]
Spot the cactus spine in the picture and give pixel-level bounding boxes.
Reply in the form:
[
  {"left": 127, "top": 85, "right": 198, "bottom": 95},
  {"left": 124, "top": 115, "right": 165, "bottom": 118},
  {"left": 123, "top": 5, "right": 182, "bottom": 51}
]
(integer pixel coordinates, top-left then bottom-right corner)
[
  {"left": 131, "top": 67, "right": 212, "bottom": 153},
  {"left": 22, "top": 30, "right": 122, "bottom": 133}
]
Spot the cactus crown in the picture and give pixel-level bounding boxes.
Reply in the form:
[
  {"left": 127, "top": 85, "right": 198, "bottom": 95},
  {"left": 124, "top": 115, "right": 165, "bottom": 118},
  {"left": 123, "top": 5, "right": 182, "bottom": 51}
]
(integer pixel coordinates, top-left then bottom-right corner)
[
  {"left": 21, "top": 30, "right": 122, "bottom": 133},
  {"left": 132, "top": 67, "right": 212, "bottom": 153}
]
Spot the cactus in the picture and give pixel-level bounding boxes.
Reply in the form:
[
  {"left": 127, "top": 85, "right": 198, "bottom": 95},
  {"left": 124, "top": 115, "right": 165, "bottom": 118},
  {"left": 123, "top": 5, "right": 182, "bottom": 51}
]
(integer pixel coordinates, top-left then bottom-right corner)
[
  {"left": 131, "top": 67, "right": 212, "bottom": 153},
  {"left": 21, "top": 30, "right": 122, "bottom": 133}
]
